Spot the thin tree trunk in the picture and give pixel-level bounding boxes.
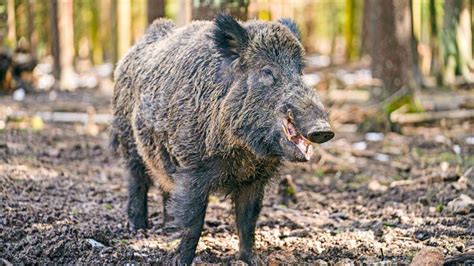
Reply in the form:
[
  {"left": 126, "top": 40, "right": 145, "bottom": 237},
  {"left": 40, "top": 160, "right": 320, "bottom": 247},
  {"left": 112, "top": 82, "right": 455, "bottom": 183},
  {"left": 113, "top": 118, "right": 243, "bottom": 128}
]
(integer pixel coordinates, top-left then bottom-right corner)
[
  {"left": 177, "top": 0, "right": 192, "bottom": 26},
  {"left": 329, "top": 3, "right": 338, "bottom": 62},
  {"left": 429, "top": 0, "right": 442, "bottom": 85},
  {"left": 100, "top": 0, "right": 112, "bottom": 63},
  {"left": 344, "top": 0, "right": 355, "bottom": 60},
  {"left": 50, "top": 0, "right": 60, "bottom": 80},
  {"left": 458, "top": 0, "right": 473, "bottom": 77},
  {"left": 111, "top": 0, "right": 118, "bottom": 64},
  {"left": 471, "top": 0, "right": 474, "bottom": 55},
  {"left": 58, "top": 0, "right": 75, "bottom": 90},
  {"left": 409, "top": 0, "right": 423, "bottom": 89},
  {"left": 442, "top": 0, "right": 461, "bottom": 85},
  {"left": 147, "top": 0, "right": 165, "bottom": 24},
  {"left": 361, "top": 0, "right": 374, "bottom": 56},
  {"left": 117, "top": 0, "right": 131, "bottom": 60},
  {"left": 441, "top": 0, "right": 474, "bottom": 84},
  {"left": 26, "top": 0, "right": 37, "bottom": 59},
  {"left": 303, "top": 1, "right": 315, "bottom": 52},
  {"left": 90, "top": 0, "right": 102, "bottom": 65},
  {"left": 7, "top": 0, "right": 16, "bottom": 48},
  {"left": 131, "top": 0, "right": 146, "bottom": 43}
]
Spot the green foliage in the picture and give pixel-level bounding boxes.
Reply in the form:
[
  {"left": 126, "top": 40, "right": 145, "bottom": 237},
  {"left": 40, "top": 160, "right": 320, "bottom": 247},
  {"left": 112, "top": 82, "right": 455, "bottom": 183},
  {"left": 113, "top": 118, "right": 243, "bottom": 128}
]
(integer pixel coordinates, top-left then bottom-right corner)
[
  {"left": 314, "top": 169, "right": 325, "bottom": 178},
  {"left": 435, "top": 203, "right": 444, "bottom": 213},
  {"left": 383, "top": 93, "right": 424, "bottom": 115},
  {"left": 285, "top": 185, "right": 296, "bottom": 196}
]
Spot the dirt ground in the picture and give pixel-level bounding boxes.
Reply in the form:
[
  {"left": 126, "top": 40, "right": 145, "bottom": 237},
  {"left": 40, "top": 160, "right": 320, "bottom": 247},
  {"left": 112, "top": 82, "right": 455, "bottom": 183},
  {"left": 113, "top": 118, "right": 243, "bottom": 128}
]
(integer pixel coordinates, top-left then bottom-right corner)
[{"left": 0, "top": 90, "right": 473, "bottom": 264}]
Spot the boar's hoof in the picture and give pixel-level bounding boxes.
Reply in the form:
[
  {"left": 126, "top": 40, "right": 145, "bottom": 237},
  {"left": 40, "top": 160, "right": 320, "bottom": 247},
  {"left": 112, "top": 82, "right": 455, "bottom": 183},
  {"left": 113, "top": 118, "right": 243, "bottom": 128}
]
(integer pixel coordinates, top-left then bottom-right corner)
[
  {"left": 129, "top": 218, "right": 148, "bottom": 231},
  {"left": 238, "top": 252, "right": 254, "bottom": 265},
  {"left": 171, "top": 254, "right": 192, "bottom": 266}
]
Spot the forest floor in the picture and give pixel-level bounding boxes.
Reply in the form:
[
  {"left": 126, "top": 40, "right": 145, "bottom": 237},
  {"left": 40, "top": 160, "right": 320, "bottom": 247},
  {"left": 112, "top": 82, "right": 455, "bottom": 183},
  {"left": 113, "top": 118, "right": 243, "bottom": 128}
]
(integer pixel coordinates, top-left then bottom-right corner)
[{"left": 0, "top": 88, "right": 473, "bottom": 265}]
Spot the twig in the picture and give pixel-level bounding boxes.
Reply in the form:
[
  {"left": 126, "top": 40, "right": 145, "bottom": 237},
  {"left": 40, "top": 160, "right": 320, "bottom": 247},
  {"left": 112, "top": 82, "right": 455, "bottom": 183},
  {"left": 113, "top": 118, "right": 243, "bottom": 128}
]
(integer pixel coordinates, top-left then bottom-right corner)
[
  {"left": 390, "top": 172, "right": 459, "bottom": 188},
  {"left": 390, "top": 109, "right": 474, "bottom": 124}
]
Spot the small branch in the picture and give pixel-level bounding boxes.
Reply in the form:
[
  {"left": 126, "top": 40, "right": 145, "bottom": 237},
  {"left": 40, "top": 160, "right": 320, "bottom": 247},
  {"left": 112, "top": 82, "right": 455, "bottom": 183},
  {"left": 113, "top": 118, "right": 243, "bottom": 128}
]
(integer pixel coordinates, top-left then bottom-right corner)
[
  {"left": 390, "top": 172, "right": 459, "bottom": 188},
  {"left": 390, "top": 109, "right": 474, "bottom": 124}
]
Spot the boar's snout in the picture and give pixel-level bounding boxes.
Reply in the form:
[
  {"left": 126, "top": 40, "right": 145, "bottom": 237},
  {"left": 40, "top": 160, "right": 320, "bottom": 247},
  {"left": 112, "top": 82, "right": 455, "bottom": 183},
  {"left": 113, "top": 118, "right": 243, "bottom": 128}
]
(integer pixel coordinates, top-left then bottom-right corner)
[{"left": 306, "top": 122, "right": 334, "bottom": 144}]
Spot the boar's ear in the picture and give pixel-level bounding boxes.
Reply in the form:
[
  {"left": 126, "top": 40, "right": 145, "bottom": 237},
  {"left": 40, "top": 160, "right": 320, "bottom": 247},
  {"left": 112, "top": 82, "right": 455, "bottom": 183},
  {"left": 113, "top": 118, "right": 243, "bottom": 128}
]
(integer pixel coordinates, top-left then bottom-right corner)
[
  {"left": 278, "top": 18, "right": 301, "bottom": 41},
  {"left": 213, "top": 13, "right": 249, "bottom": 61}
]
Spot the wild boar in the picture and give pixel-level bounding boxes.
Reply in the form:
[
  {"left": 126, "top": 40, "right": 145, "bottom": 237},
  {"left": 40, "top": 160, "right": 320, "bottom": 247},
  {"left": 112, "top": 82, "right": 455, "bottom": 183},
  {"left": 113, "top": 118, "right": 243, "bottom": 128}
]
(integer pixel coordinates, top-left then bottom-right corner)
[{"left": 112, "top": 14, "right": 334, "bottom": 264}]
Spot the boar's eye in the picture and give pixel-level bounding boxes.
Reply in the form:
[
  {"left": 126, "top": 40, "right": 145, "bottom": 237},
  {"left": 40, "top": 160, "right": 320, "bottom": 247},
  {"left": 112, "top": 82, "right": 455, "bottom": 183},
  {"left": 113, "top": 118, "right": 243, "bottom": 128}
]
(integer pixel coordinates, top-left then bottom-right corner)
[{"left": 260, "top": 67, "right": 275, "bottom": 86}]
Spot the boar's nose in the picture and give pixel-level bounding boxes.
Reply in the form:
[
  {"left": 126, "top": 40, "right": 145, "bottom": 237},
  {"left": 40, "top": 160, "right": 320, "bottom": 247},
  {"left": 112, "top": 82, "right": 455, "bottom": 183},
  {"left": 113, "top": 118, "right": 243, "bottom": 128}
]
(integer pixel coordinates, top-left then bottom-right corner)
[{"left": 307, "top": 125, "right": 334, "bottom": 144}]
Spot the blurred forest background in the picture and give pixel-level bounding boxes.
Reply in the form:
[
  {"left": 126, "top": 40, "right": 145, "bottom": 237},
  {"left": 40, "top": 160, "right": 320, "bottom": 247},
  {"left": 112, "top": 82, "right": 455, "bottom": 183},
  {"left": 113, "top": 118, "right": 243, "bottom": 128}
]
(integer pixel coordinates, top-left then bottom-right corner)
[{"left": 1, "top": 0, "right": 473, "bottom": 94}]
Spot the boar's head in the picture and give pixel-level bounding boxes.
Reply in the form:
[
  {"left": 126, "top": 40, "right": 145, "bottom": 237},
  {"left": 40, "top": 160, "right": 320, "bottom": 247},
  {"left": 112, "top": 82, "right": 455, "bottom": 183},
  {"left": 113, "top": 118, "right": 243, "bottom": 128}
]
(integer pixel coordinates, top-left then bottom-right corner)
[{"left": 213, "top": 14, "right": 334, "bottom": 162}]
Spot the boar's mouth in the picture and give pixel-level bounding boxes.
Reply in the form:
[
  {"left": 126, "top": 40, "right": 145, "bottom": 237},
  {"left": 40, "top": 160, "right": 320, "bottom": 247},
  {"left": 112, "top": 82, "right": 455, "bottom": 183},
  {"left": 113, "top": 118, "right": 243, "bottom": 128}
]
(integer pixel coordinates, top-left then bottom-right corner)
[{"left": 281, "top": 117, "right": 314, "bottom": 161}]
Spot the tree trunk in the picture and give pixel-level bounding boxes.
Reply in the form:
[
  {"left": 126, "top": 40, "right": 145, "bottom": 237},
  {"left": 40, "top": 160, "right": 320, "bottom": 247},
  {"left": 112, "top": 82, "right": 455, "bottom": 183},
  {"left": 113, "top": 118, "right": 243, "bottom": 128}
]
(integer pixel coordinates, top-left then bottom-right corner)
[
  {"left": 192, "top": 0, "right": 249, "bottom": 21},
  {"left": 147, "top": 0, "right": 165, "bottom": 24},
  {"left": 26, "top": 0, "right": 37, "bottom": 59},
  {"left": 367, "top": 0, "right": 420, "bottom": 95},
  {"left": 50, "top": 0, "right": 60, "bottom": 80},
  {"left": 442, "top": 0, "right": 461, "bottom": 84},
  {"left": 409, "top": 0, "right": 423, "bottom": 88},
  {"left": 90, "top": 0, "right": 102, "bottom": 65},
  {"left": 361, "top": 0, "right": 374, "bottom": 56},
  {"left": 58, "top": 0, "right": 76, "bottom": 90},
  {"left": 329, "top": 3, "right": 338, "bottom": 62},
  {"left": 441, "top": 0, "right": 473, "bottom": 84},
  {"left": 344, "top": 0, "right": 355, "bottom": 60},
  {"left": 7, "top": 0, "right": 16, "bottom": 48},
  {"left": 471, "top": 0, "right": 474, "bottom": 55},
  {"left": 457, "top": 0, "right": 473, "bottom": 78},
  {"left": 429, "top": 0, "right": 442, "bottom": 85},
  {"left": 117, "top": 0, "right": 131, "bottom": 60},
  {"left": 177, "top": 0, "right": 192, "bottom": 26},
  {"left": 303, "top": 1, "right": 316, "bottom": 52},
  {"left": 111, "top": 0, "right": 118, "bottom": 64}
]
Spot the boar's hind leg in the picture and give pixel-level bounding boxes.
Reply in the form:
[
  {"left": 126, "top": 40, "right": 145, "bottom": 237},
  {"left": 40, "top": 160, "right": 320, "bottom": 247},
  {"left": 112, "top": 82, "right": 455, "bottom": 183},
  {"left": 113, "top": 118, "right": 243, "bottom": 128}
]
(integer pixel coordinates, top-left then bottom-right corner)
[
  {"left": 170, "top": 171, "right": 210, "bottom": 265},
  {"left": 126, "top": 155, "right": 152, "bottom": 230},
  {"left": 161, "top": 191, "right": 170, "bottom": 227},
  {"left": 232, "top": 181, "right": 265, "bottom": 264}
]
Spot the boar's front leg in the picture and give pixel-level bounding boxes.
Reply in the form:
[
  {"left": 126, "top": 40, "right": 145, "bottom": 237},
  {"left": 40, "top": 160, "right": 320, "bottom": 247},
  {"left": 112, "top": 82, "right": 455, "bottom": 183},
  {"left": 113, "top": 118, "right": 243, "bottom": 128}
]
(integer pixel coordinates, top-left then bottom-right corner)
[
  {"left": 232, "top": 181, "right": 265, "bottom": 264},
  {"left": 170, "top": 171, "right": 210, "bottom": 265}
]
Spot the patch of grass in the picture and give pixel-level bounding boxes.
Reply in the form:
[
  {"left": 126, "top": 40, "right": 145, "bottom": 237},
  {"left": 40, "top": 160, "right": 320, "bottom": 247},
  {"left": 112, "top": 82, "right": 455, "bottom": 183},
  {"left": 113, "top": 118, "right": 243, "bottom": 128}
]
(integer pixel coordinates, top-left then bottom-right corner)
[
  {"left": 383, "top": 221, "right": 396, "bottom": 227},
  {"left": 412, "top": 147, "right": 424, "bottom": 158},
  {"left": 354, "top": 174, "right": 371, "bottom": 184},
  {"left": 392, "top": 174, "right": 405, "bottom": 181},
  {"left": 103, "top": 203, "right": 113, "bottom": 210},
  {"left": 436, "top": 152, "right": 461, "bottom": 163},
  {"left": 286, "top": 186, "right": 296, "bottom": 196},
  {"left": 404, "top": 250, "right": 415, "bottom": 260},
  {"left": 117, "top": 239, "right": 129, "bottom": 246},
  {"left": 314, "top": 169, "right": 325, "bottom": 178},
  {"left": 464, "top": 156, "right": 474, "bottom": 167},
  {"left": 419, "top": 151, "right": 462, "bottom": 165},
  {"left": 347, "top": 174, "right": 372, "bottom": 189},
  {"left": 436, "top": 203, "right": 444, "bottom": 213}
]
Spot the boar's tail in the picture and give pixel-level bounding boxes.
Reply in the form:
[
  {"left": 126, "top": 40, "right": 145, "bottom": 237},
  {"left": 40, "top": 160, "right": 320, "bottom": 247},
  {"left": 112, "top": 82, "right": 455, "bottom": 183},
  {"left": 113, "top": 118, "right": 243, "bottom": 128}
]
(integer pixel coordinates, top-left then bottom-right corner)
[{"left": 144, "top": 18, "right": 176, "bottom": 43}]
